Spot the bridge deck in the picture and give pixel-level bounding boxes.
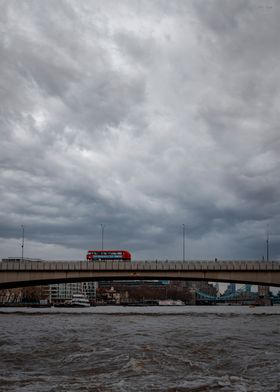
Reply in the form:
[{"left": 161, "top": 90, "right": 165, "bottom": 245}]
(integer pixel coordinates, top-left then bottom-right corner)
[{"left": 1, "top": 261, "right": 280, "bottom": 289}]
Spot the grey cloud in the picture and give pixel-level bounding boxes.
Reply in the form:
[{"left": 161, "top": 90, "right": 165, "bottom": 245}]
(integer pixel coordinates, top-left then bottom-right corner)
[{"left": 0, "top": 1, "right": 280, "bottom": 263}]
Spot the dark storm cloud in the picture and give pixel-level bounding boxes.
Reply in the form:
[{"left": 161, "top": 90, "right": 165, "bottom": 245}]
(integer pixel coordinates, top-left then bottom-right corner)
[{"left": 0, "top": 0, "right": 280, "bottom": 260}]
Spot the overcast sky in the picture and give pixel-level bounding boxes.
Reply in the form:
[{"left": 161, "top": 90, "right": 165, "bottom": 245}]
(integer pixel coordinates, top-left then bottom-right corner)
[{"left": 0, "top": 0, "right": 279, "bottom": 261}]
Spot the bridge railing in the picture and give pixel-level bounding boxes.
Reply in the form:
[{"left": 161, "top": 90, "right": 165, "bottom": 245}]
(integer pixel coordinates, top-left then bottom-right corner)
[{"left": 0, "top": 260, "right": 280, "bottom": 271}]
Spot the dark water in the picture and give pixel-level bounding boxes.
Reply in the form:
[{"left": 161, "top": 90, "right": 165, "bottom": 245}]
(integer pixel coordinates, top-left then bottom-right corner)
[{"left": 0, "top": 306, "right": 280, "bottom": 391}]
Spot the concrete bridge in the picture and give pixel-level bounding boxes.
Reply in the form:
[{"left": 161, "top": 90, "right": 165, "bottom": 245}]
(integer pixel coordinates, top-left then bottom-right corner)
[{"left": 0, "top": 260, "right": 280, "bottom": 289}]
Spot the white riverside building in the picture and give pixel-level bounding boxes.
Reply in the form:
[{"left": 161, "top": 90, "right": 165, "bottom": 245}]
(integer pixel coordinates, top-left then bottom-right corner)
[{"left": 49, "top": 282, "right": 97, "bottom": 304}]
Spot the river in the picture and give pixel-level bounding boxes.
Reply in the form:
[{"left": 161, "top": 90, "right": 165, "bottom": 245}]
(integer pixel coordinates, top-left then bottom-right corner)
[{"left": 0, "top": 306, "right": 280, "bottom": 391}]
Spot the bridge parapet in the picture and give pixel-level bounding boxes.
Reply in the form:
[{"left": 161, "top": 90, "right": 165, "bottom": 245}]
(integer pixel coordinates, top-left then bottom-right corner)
[{"left": 1, "top": 260, "right": 280, "bottom": 271}]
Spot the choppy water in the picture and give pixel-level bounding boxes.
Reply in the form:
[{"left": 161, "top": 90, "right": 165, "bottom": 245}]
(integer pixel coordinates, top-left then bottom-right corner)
[{"left": 0, "top": 306, "right": 280, "bottom": 391}]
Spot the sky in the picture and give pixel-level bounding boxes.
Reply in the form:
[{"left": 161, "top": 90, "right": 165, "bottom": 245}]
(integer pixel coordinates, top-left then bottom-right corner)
[{"left": 0, "top": 0, "right": 280, "bottom": 261}]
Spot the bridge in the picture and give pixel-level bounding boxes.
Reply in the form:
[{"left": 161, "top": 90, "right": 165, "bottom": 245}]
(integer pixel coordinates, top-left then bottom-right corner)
[
  {"left": 196, "top": 285, "right": 257, "bottom": 303},
  {"left": 0, "top": 260, "right": 280, "bottom": 289}
]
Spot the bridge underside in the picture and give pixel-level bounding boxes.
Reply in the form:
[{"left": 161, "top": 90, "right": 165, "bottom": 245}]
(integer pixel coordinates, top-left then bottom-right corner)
[{"left": 1, "top": 270, "right": 280, "bottom": 289}]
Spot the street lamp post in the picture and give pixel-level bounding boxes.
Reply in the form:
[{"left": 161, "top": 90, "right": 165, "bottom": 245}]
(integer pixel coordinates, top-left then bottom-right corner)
[
  {"left": 101, "top": 224, "right": 105, "bottom": 250},
  {"left": 266, "top": 225, "right": 270, "bottom": 262},
  {"left": 182, "top": 224, "right": 185, "bottom": 262},
  {"left": 21, "top": 225, "right": 25, "bottom": 261}
]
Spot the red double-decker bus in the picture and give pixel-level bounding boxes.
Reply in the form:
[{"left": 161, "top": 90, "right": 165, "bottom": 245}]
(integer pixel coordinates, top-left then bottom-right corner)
[{"left": 86, "top": 250, "right": 131, "bottom": 261}]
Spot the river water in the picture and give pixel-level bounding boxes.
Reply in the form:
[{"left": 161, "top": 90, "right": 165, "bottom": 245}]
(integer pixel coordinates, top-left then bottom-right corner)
[{"left": 0, "top": 306, "right": 280, "bottom": 391}]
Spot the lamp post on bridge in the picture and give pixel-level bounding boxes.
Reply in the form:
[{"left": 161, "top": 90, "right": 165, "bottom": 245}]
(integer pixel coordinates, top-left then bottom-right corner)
[
  {"left": 100, "top": 224, "right": 105, "bottom": 250},
  {"left": 182, "top": 224, "right": 186, "bottom": 262},
  {"left": 21, "top": 225, "right": 24, "bottom": 261},
  {"left": 266, "top": 225, "right": 270, "bottom": 262}
]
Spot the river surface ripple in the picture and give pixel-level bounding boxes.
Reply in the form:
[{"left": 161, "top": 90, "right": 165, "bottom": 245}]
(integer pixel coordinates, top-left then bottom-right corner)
[{"left": 0, "top": 306, "right": 280, "bottom": 392}]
